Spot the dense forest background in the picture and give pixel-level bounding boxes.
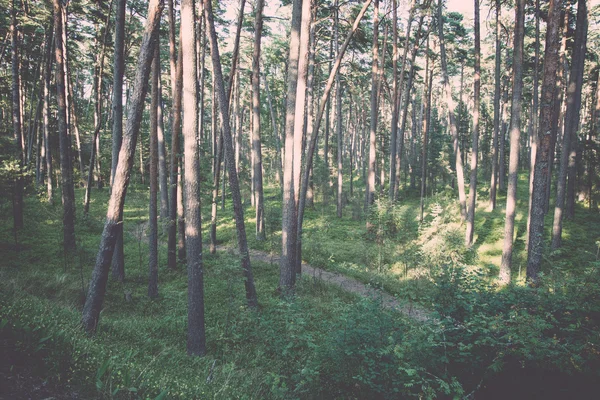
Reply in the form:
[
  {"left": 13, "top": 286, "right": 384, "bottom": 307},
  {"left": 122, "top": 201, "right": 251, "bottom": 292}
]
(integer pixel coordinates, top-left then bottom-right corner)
[{"left": 1, "top": 0, "right": 600, "bottom": 398}]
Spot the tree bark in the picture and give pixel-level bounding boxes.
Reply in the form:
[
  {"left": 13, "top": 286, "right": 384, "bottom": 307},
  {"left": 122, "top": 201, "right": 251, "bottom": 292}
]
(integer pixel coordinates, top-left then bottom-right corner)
[
  {"left": 82, "top": 0, "right": 162, "bottom": 333},
  {"left": 438, "top": 0, "right": 466, "bottom": 220},
  {"left": 252, "top": 0, "right": 266, "bottom": 239},
  {"left": 335, "top": 0, "right": 343, "bottom": 218},
  {"left": 53, "top": 0, "right": 76, "bottom": 253},
  {"left": 465, "top": 0, "right": 481, "bottom": 246},
  {"left": 148, "top": 45, "right": 160, "bottom": 300},
  {"left": 204, "top": 0, "right": 258, "bottom": 308},
  {"left": 43, "top": 26, "right": 54, "bottom": 204},
  {"left": 499, "top": 0, "right": 525, "bottom": 284},
  {"left": 552, "top": 0, "right": 588, "bottom": 248},
  {"left": 489, "top": 0, "right": 501, "bottom": 210},
  {"left": 366, "top": 0, "right": 379, "bottom": 212},
  {"left": 420, "top": 35, "right": 431, "bottom": 223},
  {"left": 526, "top": 0, "right": 564, "bottom": 284},
  {"left": 11, "top": 0, "right": 23, "bottom": 231}
]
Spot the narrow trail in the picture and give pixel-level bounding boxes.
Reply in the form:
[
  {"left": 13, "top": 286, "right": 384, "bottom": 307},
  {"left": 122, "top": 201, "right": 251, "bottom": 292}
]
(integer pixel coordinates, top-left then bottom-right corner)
[{"left": 215, "top": 245, "right": 432, "bottom": 323}]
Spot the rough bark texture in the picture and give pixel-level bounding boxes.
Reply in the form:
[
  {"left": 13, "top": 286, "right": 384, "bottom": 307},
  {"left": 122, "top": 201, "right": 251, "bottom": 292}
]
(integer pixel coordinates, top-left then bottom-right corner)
[
  {"left": 420, "top": 36, "right": 431, "bottom": 223},
  {"left": 335, "top": 0, "right": 343, "bottom": 218},
  {"left": 157, "top": 66, "right": 169, "bottom": 221},
  {"left": 53, "top": 0, "right": 76, "bottom": 253},
  {"left": 499, "top": 0, "right": 525, "bottom": 284},
  {"left": 526, "top": 0, "right": 563, "bottom": 284},
  {"left": 280, "top": 0, "right": 302, "bottom": 291},
  {"left": 82, "top": 0, "right": 162, "bottom": 333},
  {"left": 181, "top": 0, "right": 205, "bottom": 356},
  {"left": 43, "top": 24, "right": 54, "bottom": 204},
  {"left": 552, "top": 0, "right": 588, "bottom": 249},
  {"left": 252, "top": 0, "right": 266, "bottom": 240},
  {"left": 465, "top": 0, "right": 481, "bottom": 246},
  {"left": 204, "top": 0, "right": 258, "bottom": 308}
]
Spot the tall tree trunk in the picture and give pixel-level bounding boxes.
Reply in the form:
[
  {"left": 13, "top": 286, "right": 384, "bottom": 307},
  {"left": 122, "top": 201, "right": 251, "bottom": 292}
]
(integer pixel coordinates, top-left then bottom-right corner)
[
  {"left": 499, "top": 0, "right": 525, "bottom": 284},
  {"left": 204, "top": 0, "right": 258, "bottom": 308},
  {"left": 489, "top": 0, "right": 501, "bottom": 210},
  {"left": 252, "top": 0, "right": 266, "bottom": 239},
  {"left": 279, "top": 0, "right": 302, "bottom": 291},
  {"left": 110, "top": 0, "right": 126, "bottom": 281},
  {"left": 11, "top": 0, "right": 23, "bottom": 231},
  {"left": 53, "top": 0, "right": 76, "bottom": 253},
  {"left": 526, "top": 0, "right": 564, "bottom": 284},
  {"left": 366, "top": 0, "right": 379, "bottom": 213},
  {"left": 181, "top": 0, "right": 205, "bottom": 356},
  {"left": 552, "top": 0, "right": 588, "bottom": 248},
  {"left": 438, "top": 0, "right": 466, "bottom": 220},
  {"left": 148, "top": 45, "right": 160, "bottom": 300},
  {"left": 82, "top": 0, "right": 162, "bottom": 333},
  {"left": 335, "top": 0, "right": 343, "bottom": 218},
  {"left": 157, "top": 62, "right": 169, "bottom": 221},
  {"left": 465, "top": 0, "right": 481, "bottom": 246},
  {"left": 43, "top": 27, "right": 54, "bottom": 204},
  {"left": 167, "top": 17, "right": 183, "bottom": 269},
  {"left": 420, "top": 35, "right": 431, "bottom": 223}
]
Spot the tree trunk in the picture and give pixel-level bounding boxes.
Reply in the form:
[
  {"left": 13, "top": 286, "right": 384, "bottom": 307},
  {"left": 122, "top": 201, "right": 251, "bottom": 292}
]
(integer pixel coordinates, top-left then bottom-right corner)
[
  {"left": 148, "top": 45, "right": 160, "bottom": 300},
  {"left": 280, "top": 0, "right": 302, "bottom": 291},
  {"left": 552, "top": 0, "right": 588, "bottom": 248},
  {"left": 204, "top": 0, "right": 258, "bottom": 308},
  {"left": 11, "top": 0, "right": 23, "bottom": 231},
  {"left": 366, "top": 0, "right": 379, "bottom": 212},
  {"left": 420, "top": 36, "right": 431, "bottom": 223},
  {"left": 489, "top": 0, "right": 501, "bottom": 210},
  {"left": 252, "top": 0, "right": 266, "bottom": 239},
  {"left": 181, "top": 0, "right": 205, "bottom": 356},
  {"left": 526, "top": 0, "right": 564, "bottom": 284},
  {"left": 43, "top": 26, "right": 54, "bottom": 204},
  {"left": 53, "top": 0, "right": 76, "bottom": 253},
  {"left": 157, "top": 62, "right": 169, "bottom": 221},
  {"left": 335, "top": 0, "right": 343, "bottom": 218},
  {"left": 465, "top": 0, "right": 481, "bottom": 246},
  {"left": 438, "top": 0, "right": 466, "bottom": 220},
  {"left": 82, "top": 0, "right": 162, "bottom": 333},
  {"left": 499, "top": 0, "right": 525, "bottom": 284}
]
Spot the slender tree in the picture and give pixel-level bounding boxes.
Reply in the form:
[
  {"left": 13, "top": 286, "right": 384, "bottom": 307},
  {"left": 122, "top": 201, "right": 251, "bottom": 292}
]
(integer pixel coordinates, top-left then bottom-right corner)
[
  {"left": 552, "top": 0, "right": 588, "bottom": 249},
  {"left": 148, "top": 46, "right": 160, "bottom": 300},
  {"left": 11, "top": 0, "right": 23, "bottom": 231},
  {"left": 526, "top": 0, "right": 564, "bottom": 284},
  {"left": 499, "top": 0, "right": 525, "bottom": 284},
  {"left": 465, "top": 0, "right": 481, "bottom": 246},
  {"left": 252, "top": 0, "right": 266, "bottom": 239},
  {"left": 82, "top": 0, "right": 163, "bottom": 333},
  {"left": 203, "top": 0, "right": 258, "bottom": 308},
  {"left": 366, "top": 0, "right": 380, "bottom": 212},
  {"left": 489, "top": 0, "right": 501, "bottom": 210},
  {"left": 53, "top": 0, "right": 76, "bottom": 253}
]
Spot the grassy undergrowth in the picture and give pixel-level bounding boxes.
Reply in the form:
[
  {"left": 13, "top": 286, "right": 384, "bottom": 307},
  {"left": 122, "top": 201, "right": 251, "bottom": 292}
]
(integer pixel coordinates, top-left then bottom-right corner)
[{"left": 1, "top": 174, "right": 600, "bottom": 399}]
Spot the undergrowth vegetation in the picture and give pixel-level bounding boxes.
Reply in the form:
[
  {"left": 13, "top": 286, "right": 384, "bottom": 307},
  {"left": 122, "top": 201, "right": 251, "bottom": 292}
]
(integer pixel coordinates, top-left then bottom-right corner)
[{"left": 1, "top": 176, "right": 600, "bottom": 399}]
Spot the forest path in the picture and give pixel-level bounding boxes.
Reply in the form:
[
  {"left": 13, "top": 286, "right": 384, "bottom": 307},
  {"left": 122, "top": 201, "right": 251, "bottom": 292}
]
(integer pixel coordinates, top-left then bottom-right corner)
[{"left": 215, "top": 245, "right": 432, "bottom": 323}]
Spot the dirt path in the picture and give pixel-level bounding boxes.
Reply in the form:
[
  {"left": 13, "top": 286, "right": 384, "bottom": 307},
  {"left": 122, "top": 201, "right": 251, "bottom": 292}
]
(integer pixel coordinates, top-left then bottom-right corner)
[{"left": 216, "top": 245, "right": 431, "bottom": 323}]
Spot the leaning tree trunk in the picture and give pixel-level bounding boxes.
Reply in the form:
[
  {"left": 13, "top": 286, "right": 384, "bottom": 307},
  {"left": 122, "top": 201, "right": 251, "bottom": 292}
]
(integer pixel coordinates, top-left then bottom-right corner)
[
  {"left": 552, "top": 0, "right": 588, "bottom": 249},
  {"left": 204, "top": 0, "right": 258, "bottom": 308},
  {"left": 110, "top": 0, "right": 126, "bottom": 281},
  {"left": 465, "top": 0, "right": 481, "bottom": 246},
  {"left": 526, "top": 0, "right": 564, "bottom": 284},
  {"left": 82, "top": 0, "right": 162, "bottom": 333},
  {"left": 499, "top": 0, "right": 525, "bottom": 284},
  {"left": 53, "top": 0, "right": 76, "bottom": 253}
]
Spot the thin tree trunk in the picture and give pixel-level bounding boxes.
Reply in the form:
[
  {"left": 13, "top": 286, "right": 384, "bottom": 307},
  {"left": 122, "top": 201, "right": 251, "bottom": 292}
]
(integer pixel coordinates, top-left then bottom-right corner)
[
  {"left": 335, "top": 0, "right": 343, "bottom": 218},
  {"left": 499, "top": 0, "right": 525, "bottom": 284},
  {"left": 420, "top": 36, "right": 431, "bottom": 223},
  {"left": 43, "top": 29, "right": 54, "bottom": 204},
  {"left": 204, "top": 0, "right": 258, "bottom": 308},
  {"left": 252, "top": 0, "right": 266, "bottom": 239},
  {"left": 438, "top": 0, "right": 466, "bottom": 220},
  {"left": 366, "top": 0, "right": 379, "bottom": 214},
  {"left": 526, "top": 0, "right": 564, "bottom": 284},
  {"left": 489, "top": 0, "right": 501, "bottom": 210},
  {"left": 552, "top": 0, "right": 588, "bottom": 248},
  {"left": 157, "top": 58, "right": 169, "bottom": 221},
  {"left": 82, "top": 0, "right": 162, "bottom": 333},
  {"left": 148, "top": 45, "right": 160, "bottom": 300},
  {"left": 465, "top": 0, "right": 481, "bottom": 246},
  {"left": 53, "top": 0, "right": 76, "bottom": 253},
  {"left": 11, "top": 0, "right": 23, "bottom": 231}
]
